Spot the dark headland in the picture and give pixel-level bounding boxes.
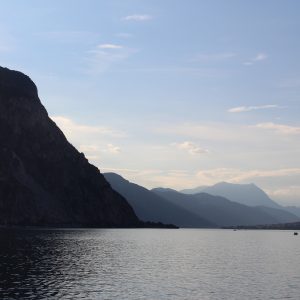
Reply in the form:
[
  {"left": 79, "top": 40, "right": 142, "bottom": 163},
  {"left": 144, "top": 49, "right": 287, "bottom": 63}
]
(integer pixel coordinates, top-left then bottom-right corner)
[{"left": 0, "top": 66, "right": 176, "bottom": 228}]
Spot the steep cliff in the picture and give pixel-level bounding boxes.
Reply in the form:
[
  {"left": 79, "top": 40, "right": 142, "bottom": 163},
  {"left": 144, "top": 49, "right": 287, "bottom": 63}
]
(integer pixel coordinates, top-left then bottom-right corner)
[{"left": 0, "top": 66, "right": 139, "bottom": 227}]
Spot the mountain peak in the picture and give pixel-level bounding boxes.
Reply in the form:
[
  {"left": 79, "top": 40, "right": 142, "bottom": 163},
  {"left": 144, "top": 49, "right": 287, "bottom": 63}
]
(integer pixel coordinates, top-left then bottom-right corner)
[
  {"left": 0, "top": 67, "right": 139, "bottom": 227},
  {"left": 203, "top": 182, "right": 280, "bottom": 208},
  {"left": 0, "top": 66, "right": 38, "bottom": 99},
  {"left": 151, "top": 187, "right": 177, "bottom": 193}
]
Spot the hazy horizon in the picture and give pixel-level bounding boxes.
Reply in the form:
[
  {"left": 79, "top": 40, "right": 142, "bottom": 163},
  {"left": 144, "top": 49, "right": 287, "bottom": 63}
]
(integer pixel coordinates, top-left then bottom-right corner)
[{"left": 1, "top": 0, "right": 299, "bottom": 205}]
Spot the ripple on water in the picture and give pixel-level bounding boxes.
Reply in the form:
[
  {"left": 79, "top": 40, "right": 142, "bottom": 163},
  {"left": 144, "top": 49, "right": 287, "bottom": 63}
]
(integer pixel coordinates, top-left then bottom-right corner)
[{"left": 0, "top": 228, "right": 299, "bottom": 299}]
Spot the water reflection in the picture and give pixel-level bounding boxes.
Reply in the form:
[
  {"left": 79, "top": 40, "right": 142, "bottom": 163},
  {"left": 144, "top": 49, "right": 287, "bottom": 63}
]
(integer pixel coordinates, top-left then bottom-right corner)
[
  {"left": 0, "top": 228, "right": 299, "bottom": 299},
  {"left": 0, "top": 229, "right": 123, "bottom": 299}
]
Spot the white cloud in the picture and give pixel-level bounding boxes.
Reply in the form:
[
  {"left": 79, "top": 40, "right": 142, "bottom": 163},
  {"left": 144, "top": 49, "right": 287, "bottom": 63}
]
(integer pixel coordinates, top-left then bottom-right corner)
[
  {"left": 106, "top": 143, "right": 121, "bottom": 154},
  {"left": 79, "top": 145, "right": 100, "bottom": 153},
  {"left": 253, "top": 53, "right": 268, "bottom": 61},
  {"left": 254, "top": 122, "right": 300, "bottom": 135},
  {"left": 50, "top": 117, "right": 125, "bottom": 164},
  {"left": 244, "top": 52, "right": 268, "bottom": 66},
  {"left": 195, "top": 168, "right": 300, "bottom": 186},
  {"left": 243, "top": 62, "right": 253, "bottom": 66},
  {"left": 87, "top": 43, "right": 138, "bottom": 72},
  {"left": 266, "top": 185, "right": 300, "bottom": 205},
  {"left": 175, "top": 141, "right": 209, "bottom": 155},
  {"left": 78, "top": 143, "right": 121, "bottom": 161},
  {"left": 122, "top": 14, "right": 153, "bottom": 21},
  {"left": 51, "top": 116, "right": 126, "bottom": 138},
  {"left": 228, "top": 104, "right": 279, "bottom": 113},
  {"left": 98, "top": 44, "right": 123, "bottom": 49}
]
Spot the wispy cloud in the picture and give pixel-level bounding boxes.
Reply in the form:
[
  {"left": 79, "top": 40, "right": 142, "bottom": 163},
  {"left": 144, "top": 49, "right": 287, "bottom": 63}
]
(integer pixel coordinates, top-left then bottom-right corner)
[
  {"left": 122, "top": 14, "right": 153, "bottom": 21},
  {"left": 79, "top": 143, "right": 121, "bottom": 161},
  {"left": 243, "top": 52, "right": 268, "bottom": 66},
  {"left": 51, "top": 116, "right": 125, "bottom": 164},
  {"left": 196, "top": 167, "right": 300, "bottom": 185},
  {"left": 174, "top": 141, "right": 209, "bottom": 155},
  {"left": 51, "top": 116, "right": 127, "bottom": 139},
  {"left": 254, "top": 122, "right": 300, "bottom": 135},
  {"left": 228, "top": 104, "right": 279, "bottom": 113},
  {"left": 107, "top": 143, "right": 121, "bottom": 154},
  {"left": 86, "top": 43, "right": 138, "bottom": 72},
  {"left": 266, "top": 185, "right": 300, "bottom": 205},
  {"left": 51, "top": 116, "right": 128, "bottom": 165},
  {"left": 154, "top": 121, "right": 300, "bottom": 148},
  {"left": 253, "top": 53, "right": 268, "bottom": 61},
  {"left": 79, "top": 145, "right": 100, "bottom": 153},
  {"left": 98, "top": 44, "right": 123, "bottom": 49}
]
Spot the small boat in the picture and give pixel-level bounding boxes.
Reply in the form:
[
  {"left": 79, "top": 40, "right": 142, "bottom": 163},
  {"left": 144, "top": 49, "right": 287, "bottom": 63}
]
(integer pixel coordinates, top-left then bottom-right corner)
[{"left": 294, "top": 232, "right": 298, "bottom": 236}]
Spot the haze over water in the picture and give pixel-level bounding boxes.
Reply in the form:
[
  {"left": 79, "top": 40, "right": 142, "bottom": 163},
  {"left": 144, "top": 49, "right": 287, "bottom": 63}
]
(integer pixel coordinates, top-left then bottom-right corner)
[{"left": 1, "top": 228, "right": 299, "bottom": 299}]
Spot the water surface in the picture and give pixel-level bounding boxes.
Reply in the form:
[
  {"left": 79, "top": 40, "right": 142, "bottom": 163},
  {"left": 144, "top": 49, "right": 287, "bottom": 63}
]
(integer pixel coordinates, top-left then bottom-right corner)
[{"left": 0, "top": 228, "right": 299, "bottom": 299}]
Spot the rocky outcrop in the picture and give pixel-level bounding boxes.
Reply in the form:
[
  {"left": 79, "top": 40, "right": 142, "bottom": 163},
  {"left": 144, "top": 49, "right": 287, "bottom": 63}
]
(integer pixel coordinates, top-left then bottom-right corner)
[{"left": 0, "top": 66, "right": 140, "bottom": 227}]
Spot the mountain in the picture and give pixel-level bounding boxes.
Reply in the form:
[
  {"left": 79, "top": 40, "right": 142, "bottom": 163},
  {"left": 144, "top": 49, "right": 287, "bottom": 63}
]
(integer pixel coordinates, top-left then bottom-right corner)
[
  {"left": 255, "top": 206, "right": 299, "bottom": 223},
  {"left": 104, "top": 173, "right": 214, "bottom": 228},
  {"left": 201, "top": 182, "right": 281, "bottom": 208},
  {"left": 284, "top": 206, "right": 300, "bottom": 218},
  {"left": 181, "top": 182, "right": 299, "bottom": 221},
  {"left": 0, "top": 66, "right": 140, "bottom": 227},
  {"left": 180, "top": 186, "right": 207, "bottom": 194},
  {"left": 152, "top": 188, "right": 291, "bottom": 227}
]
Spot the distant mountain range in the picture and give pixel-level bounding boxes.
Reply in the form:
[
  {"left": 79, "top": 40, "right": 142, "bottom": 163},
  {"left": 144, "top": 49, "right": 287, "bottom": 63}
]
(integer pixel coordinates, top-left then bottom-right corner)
[
  {"left": 104, "top": 173, "right": 214, "bottom": 228},
  {"left": 284, "top": 206, "right": 300, "bottom": 218},
  {"left": 181, "top": 182, "right": 280, "bottom": 208},
  {"left": 181, "top": 182, "right": 300, "bottom": 218},
  {"left": 105, "top": 173, "right": 300, "bottom": 228},
  {"left": 152, "top": 188, "right": 298, "bottom": 227},
  {"left": 4, "top": 66, "right": 297, "bottom": 229}
]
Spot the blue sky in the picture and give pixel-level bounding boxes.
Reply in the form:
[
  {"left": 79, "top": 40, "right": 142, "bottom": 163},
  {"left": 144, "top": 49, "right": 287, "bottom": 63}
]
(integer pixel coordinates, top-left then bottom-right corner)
[{"left": 1, "top": 0, "right": 300, "bottom": 204}]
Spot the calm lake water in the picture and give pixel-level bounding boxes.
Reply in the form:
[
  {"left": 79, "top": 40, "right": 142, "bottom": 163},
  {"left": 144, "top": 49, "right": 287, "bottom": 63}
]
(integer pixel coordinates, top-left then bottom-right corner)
[{"left": 0, "top": 228, "right": 299, "bottom": 300}]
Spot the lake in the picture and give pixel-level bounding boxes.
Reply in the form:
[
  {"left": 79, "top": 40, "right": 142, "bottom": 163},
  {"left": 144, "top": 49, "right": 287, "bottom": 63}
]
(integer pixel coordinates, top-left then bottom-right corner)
[{"left": 0, "top": 228, "right": 299, "bottom": 299}]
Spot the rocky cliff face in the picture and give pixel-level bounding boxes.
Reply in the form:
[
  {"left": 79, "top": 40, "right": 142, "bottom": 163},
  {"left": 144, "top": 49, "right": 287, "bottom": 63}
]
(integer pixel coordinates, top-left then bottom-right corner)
[{"left": 0, "top": 66, "right": 139, "bottom": 227}]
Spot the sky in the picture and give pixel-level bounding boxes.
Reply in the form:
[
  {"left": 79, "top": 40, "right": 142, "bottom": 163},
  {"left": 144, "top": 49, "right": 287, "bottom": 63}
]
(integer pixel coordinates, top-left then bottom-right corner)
[{"left": 1, "top": 0, "right": 300, "bottom": 205}]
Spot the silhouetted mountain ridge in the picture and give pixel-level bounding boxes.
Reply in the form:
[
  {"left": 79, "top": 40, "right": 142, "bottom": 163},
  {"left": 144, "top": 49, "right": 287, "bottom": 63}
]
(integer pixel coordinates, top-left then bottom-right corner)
[
  {"left": 284, "top": 206, "right": 300, "bottom": 218},
  {"left": 182, "top": 182, "right": 281, "bottom": 208},
  {"left": 104, "top": 173, "right": 214, "bottom": 228},
  {"left": 152, "top": 188, "right": 299, "bottom": 226},
  {"left": 0, "top": 66, "right": 140, "bottom": 227}
]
